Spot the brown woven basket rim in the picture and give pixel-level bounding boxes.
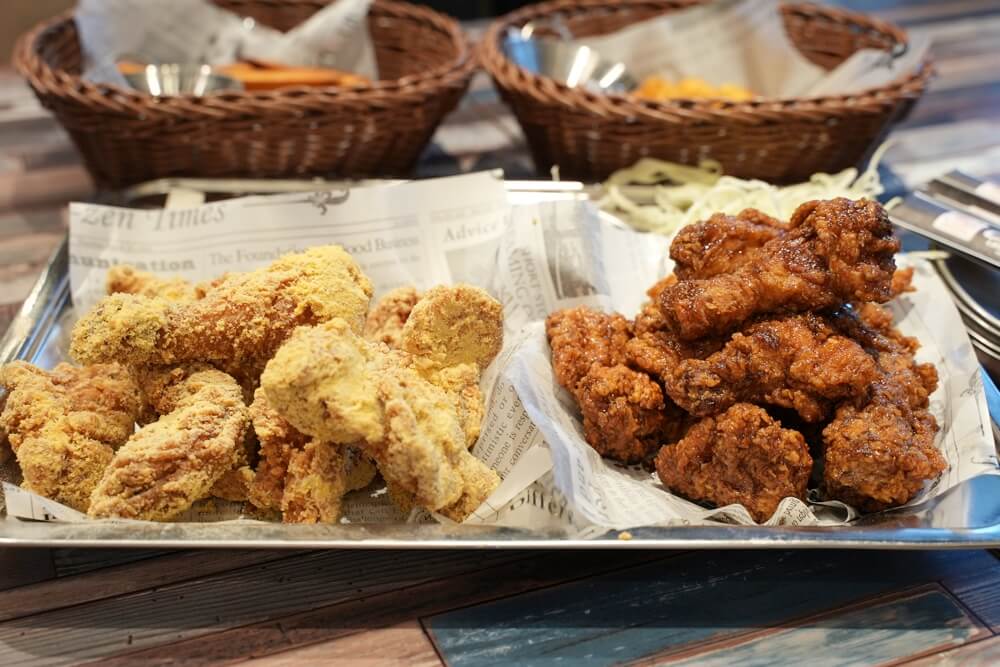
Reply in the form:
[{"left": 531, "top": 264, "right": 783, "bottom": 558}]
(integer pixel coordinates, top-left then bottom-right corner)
[
  {"left": 479, "top": 0, "right": 932, "bottom": 122},
  {"left": 14, "top": 0, "right": 476, "bottom": 109}
]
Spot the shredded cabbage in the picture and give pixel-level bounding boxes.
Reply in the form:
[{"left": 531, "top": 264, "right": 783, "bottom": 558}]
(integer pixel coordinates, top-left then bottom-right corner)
[{"left": 597, "top": 142, "right": 895, "bottom": 235}]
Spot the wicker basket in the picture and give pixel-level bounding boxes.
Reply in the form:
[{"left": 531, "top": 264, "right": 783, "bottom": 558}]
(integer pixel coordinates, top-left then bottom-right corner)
[
  {"left": 14, "top": 0, "right": 476, "bottom": 188},
  {"left": 480, "top": 0, "right": 931, "bottom": 183}
]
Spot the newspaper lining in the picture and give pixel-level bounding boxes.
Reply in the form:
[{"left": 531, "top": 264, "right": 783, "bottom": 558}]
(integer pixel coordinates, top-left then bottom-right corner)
[
  {"left": 75, "top": 0, "right": 378, "bottom": 86},
  {"left": 2, "top": 176, "right": 995, "bottom": 534}
]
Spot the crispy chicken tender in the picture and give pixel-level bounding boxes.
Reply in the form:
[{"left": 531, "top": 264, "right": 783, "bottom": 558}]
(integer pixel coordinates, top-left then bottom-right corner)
[
  {"left": 0, "top": 362, "right": 142, "bottom": 511},
  {"left": 671, "top": 209, "right": 785, "bottom": 280},
  {"left": 822, "top": 306, "right": 944, "bottom": 511},
  {"left": 365, "top": 286, "right": 421, "bottom": 348},
  {"left": 656, "top": 403, "right": 813, "bottom": 522},
  {"left": 261, "top": 319, "right": 499, "bottom": 520},
  {"left": 658, "top": 198, "right": 899, "bottom": 340},
  {"left": 664, "top": 313, "right": 878, "bottom": 421},
  {"left": 71, "top": 245, "right": 374, "bottom": 380},
  {"left": 88, "top": 365, "right": 249, "bottom": 521}
]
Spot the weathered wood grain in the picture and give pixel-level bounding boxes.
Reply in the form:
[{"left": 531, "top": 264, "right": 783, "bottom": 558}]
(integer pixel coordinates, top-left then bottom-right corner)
[
  {"left": 424, "top": 550, "right": 1000, "bottom": 667},
  {"left": 0, "top": 549, "right": 528, "bottom": 665},
  {"left": 0, "top": 548, "right": 54, "bottom": 592},
  {"left": 0, "top": 550, "right": 297, "bottom": 622},
  {"left": 85, "top": 551, "right": 674, "bottom": 666},
  {"left": 245, "top": 621, "right": 443, "bottom": 667},
  {"left": 632, "top": 585, "right": 987, "bottom": 667},
  {"left": 904, "top": 634, "right": 1000, "bottom": 665},
  {"left": 50, "top": 549, "right": 174, "bottom": 578}
]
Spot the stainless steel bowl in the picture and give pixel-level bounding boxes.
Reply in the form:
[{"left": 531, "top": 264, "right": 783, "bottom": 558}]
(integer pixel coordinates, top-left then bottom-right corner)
[
  {"left": 503, "top": 25, "right": 638, "bottom": 94},
  {"left": 123, "top": 64, "right": 243, "bottom": 97}
]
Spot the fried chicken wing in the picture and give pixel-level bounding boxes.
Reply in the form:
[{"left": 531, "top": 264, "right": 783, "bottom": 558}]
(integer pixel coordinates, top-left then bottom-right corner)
[
  {"left": 664, "top": 314, "right": 878, "bottom": 421},
  {"left": 658, "top": 198, "right": 899, "bottom": 340},
  {"left": 89, "top": 365, "right": 248, "bottom": 520},
  {"left": 655, "top": 403, "right": 813, "bottom": 522},
  {"left": 365, "top": 286, "right": 421, "bottom": 348},
  {"left": 71, "top": 246, "right": 374, "bottom": 380},
  {"left": 0, "top": 361, "right": 142, "bottom": 511},
  {"left": 671, "top": 209, "right": 785, "bottom": 280},
  {"left": 261, "top": 319, "right": 499, "bottom": 520}
]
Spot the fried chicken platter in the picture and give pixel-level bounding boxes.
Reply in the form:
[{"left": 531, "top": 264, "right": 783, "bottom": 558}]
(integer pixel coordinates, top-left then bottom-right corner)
[
  {"left": 1, "top": 245, "right": 504, "bottom": 524},
  {"left": 546, "top": 198, "right": 952, "bottom": 523}
]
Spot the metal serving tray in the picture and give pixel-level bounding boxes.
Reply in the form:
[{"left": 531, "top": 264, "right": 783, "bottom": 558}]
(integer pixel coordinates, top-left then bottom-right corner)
[{"left": 2, "top": 180, "right": 1000, "bottom": 549}]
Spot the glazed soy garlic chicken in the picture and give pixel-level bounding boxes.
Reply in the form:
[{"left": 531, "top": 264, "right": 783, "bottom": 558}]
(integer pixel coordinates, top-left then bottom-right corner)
[
  {"left": 1, "top": 244, "right": 504, "bottom": 524},
  {"left": 546, "top": 197, "right": 946, "bottom": 522}
]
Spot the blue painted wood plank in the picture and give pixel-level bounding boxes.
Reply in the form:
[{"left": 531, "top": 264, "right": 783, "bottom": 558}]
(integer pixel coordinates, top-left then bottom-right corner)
[
  {"left": 647, "top": 586, "right": 985, "bottom": 667},
  {"left": 425, "top": 550, "right": 1000, "bottom": 667}
]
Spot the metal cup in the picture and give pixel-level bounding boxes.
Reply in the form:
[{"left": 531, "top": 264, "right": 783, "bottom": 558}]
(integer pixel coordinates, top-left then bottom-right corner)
[{"left": 123, "top": 64, "right": 243, "bottom": 97}]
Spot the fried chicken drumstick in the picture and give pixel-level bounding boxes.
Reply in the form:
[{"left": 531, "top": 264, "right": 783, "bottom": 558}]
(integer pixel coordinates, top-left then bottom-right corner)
[
  {"left": 659, "top": 198, "right": 899, "bottom": 340},
  {"left": 71, "top": 245, "right": 374, "bottom": 380},
  {"left": 89, "top": 364, "right": 249, "bottom": 521},
  {"left": 0, "top": 362, "right": 142, "bottom": 511}
]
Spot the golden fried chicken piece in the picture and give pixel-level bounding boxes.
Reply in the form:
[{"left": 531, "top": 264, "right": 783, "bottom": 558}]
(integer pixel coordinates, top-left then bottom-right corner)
[
  {"left": 261, "top": 319, "right": 499, "bottom": 520},
  {"left": 664, "top": 313, "right": 878, "bottom": 422},
  {"left": 106, "top": 265, "right": 200, "bottom": 301},
  {"left": 71, "top": 245, "right": 374, "bottom": 380},
  {"left": 400, "top": 284, "right": 504, "bottom": 372},
  {"left": 658, "top": 198, "right": 899, "bottom": 340},
  {"left": 365, "top": 286, "right": 421, "bottom": 348},
  {"left": 822, "top": 306, "right": 944, "bottom": 511},
  {"left": 208, "top": 466, "right": 255, "bottom": 502},
  {"left": 0, "top": 361, "right": 142, "bottom": 511},
  {"left": 281, "top": 440, "right": 349, "bottom": 523},
  {"left": 246, "top": 388, "right": 373, "bottom": 522},
  {"left": 398, "top": 285, "right": 503, "bottom": 447},
  {"left": 656, "top": 403, "right": 813, "bottom": 522},
  {"left": 89, "top": 365, "right": 248, "bottom": 521},
  {"left": 574, "top": 365, "right": 677, "bottom": 463},
  {"left": 671, "top": 209, "right": 785, "bottom": 280},
  {"left": 546, "top": 307, "right": 633, "bottom": 393},
  {"left": 247, "top": 387, "right": 310, "bottom": 512}
]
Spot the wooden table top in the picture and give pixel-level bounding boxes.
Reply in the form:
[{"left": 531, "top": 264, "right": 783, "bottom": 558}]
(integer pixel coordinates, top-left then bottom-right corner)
[{"left": 2, "top": 1, "right": 1000, "bottom": 664}]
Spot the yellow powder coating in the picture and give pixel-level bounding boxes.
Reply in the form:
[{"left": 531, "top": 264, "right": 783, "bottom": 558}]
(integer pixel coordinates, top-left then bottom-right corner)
[
  {"left": 71, "top": 245, "right": 374, "bottom": 380},
  {"left": 401, "top": 284, "right": 503, "bottom": 372},
  {"left": 364, "top": 286, "right": 421, "bottom": 348},
  {"left": 281, "top": 440, "right": 349, "bottom": 523},
  {"left": 261, "top": 318, "right": 499, "bottom": 518},
  {"left": 261, "top": 319, "right": 385, "bottom": 445},
  {"left": 0, "top": 361, "right": 142, "bottom": 511},
  {"left": 106, "top": 265, "right": 200, "bottom": 301},
  {"left": 88, "top": 365, "right": 248, "bottom": 521}
]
